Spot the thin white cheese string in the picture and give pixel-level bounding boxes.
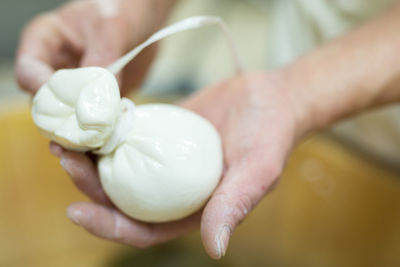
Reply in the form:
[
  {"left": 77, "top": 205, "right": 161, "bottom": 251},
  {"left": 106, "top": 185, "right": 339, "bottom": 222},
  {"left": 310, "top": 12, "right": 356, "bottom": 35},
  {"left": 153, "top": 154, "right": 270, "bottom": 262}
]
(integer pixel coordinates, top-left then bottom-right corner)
[
  {"left": 97, "top": 16, "right": 242, "bottom": 154},
  {"left": 107, "top": 16, "right": 243, "bottom": 75},
  {"left": 94, "top": 97, "right": 136, "bottom": 155}
]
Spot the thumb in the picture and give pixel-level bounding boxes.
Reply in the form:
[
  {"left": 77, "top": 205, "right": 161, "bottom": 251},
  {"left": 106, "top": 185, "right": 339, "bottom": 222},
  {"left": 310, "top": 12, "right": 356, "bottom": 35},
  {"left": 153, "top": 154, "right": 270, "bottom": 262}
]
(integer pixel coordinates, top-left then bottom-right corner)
[
  {"left": 80, "top": 40, "right": 125, "bottom": 89},
  {"left": 80, "top": 41, "right": 125, "bottom": 68},
  {"left": 80, "top": 18, "right": 130, "bottom": 84},
  {"left": 200, "top": 153, "right": 282, "bottom": 259}
]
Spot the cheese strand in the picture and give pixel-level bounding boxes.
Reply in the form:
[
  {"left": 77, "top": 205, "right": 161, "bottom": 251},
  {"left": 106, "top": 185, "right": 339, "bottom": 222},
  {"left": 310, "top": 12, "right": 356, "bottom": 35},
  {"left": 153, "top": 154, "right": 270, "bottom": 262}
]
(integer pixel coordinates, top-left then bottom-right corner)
[
  {"left": 96, "top": 16, "right": 242, "bottom": 154},
  {"left": 95, "top": 97, "right": 136, "bottom": 155},
  {"left": 107, "top": 16, "right": 243, "bottom": 75}
]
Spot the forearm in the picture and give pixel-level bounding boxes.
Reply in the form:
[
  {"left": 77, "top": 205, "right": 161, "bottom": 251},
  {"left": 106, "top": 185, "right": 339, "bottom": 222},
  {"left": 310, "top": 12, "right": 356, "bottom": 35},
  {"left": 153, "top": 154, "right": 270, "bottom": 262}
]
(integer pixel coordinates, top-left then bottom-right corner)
[{"left": 285, "top": 2, "right": 400, "bottom": 137}]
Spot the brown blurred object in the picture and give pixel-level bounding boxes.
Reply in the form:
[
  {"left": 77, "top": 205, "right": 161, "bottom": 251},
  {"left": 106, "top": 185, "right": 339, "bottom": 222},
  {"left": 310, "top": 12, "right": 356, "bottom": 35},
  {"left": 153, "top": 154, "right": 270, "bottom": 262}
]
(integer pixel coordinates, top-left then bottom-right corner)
[
  {"left": 1, "top": 100, "right": 400, "bottom": 267},
  {"left": 332, "top": 105, "right": 400, "bottom": 172}
]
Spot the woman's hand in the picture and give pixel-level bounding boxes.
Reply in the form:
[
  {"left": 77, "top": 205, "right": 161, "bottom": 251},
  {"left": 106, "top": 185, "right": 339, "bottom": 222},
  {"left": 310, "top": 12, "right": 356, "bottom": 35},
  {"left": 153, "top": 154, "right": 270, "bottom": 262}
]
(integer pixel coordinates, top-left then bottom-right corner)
[
  {"left": 15, "top": 0, "right": 175, "bottom": 94},
  {"left": 56, "top": 70, "right": 306, "bottom": 259}
]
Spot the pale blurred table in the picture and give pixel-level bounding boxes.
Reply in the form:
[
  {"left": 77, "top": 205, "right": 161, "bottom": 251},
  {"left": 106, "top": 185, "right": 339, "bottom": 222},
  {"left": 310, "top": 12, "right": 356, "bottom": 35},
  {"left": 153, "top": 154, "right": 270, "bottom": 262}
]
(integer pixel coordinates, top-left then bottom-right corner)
[{"left": 2, "top": 100, "right": 400, "bottom": 267}]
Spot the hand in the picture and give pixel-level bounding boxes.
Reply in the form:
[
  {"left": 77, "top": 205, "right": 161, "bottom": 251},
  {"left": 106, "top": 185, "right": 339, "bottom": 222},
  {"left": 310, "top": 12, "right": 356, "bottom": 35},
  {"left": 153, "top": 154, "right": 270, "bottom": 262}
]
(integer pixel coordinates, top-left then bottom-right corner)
[
  {"left": 54, "top": 70, "right": 306, "bottom": 259},
  {"left": 40, "top": 1, "right": 400, "bottom": 259},
  {"left": 15, "top": 0, "right": 174, "bottom": 94}
]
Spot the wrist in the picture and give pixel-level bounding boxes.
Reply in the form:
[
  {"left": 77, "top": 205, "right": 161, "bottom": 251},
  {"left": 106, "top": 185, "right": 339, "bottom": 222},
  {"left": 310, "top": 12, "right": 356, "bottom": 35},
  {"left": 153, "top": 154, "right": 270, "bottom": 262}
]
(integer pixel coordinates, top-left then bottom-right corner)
[
  {"left": 282, "top": 49, "right": 358, "bottom": 139},
  {"left": 241, "top": 69, "right": 314, "bottom": 143},
  {"left": 273, "top": 66, "right": 319, "bottom": 142}
]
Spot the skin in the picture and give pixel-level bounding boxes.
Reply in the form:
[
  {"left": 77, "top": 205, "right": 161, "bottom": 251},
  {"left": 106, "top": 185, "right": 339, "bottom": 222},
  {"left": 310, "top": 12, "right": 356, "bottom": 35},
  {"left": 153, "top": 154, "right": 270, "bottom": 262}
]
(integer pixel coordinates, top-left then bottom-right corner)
[
  {"left": 15, "top": 0, "right": 400, "bottom": 260},
  {"left": 15, "top": 0, "right": 175, "bottom": 94}
]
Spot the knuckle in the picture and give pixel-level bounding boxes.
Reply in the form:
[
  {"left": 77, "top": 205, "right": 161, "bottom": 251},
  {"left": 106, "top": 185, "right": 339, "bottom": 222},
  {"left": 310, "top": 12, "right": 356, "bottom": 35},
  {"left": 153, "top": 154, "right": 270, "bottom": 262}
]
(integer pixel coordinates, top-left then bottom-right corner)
[
  {"left": 234, "top": 194, "right": 253, "bottom": 224},
  {"left": 135, "top": 229, "right": 157, "bottom": 248},
  {"left": 129, "top": 235, "right": 155, "bottom": 249},
  {"left": 14, "top": 66, "right": 26, "bottom": 89},
  {"left": 120, "top": 224, "right": 156, "bottom": 249},
  {"left": 212, "top": 189, "right": 254, "bottom": 227},
  {"left": 25, "top": 12, "right": 55, "bottom": 32},
  {"left": 265, "top": 162, "right": 283, "bottom": 180}
]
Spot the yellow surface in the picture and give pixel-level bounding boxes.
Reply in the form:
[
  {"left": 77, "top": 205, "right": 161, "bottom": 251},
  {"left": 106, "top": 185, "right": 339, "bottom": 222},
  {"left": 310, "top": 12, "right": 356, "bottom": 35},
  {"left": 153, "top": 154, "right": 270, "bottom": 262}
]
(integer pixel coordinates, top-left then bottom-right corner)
[
  {"left": 1, "top": 101, "right": 400, "bottom": 266},
  {"left": 0, "top": 101, "right": 126, "bottom": 267}
]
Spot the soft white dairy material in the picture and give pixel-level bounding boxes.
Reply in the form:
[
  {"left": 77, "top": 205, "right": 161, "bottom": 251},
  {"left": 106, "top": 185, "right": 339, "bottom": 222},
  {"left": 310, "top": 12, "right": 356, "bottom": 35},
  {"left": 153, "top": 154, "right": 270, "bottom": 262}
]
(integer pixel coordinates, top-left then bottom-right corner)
[
  {"left": 98, "top": 104, "right": 223, "bottom": 222},
  {"left": 33, "top": 72, "right": 223, "bottom": 221},
  {"left": 31, "top": 67, "right": 223, "bottom": 222},
  {"left": 31, "top": 16, "right": 232, "bottom": 222},
  {"left": 32, "top": 67, "right": 121, "bottom": 151},
  {"left": 108, "top": 16, "right": 242, "bottom": 75}
]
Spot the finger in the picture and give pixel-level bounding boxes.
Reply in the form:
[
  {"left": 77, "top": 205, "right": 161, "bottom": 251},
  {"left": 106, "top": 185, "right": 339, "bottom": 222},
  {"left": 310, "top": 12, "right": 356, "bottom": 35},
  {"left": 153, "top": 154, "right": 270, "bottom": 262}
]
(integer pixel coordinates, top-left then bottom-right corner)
[
  {"left": 200, "top": 153, "right": 282, "bottom": 259},
  {"left": 60, "top": 151, "right": 110, "bottom": 205},
  {"left": 15, "top": 55, "right": 54, "bottom": 94},
  {"left": 119, "top": 44, "right": 158, "bottom": 95},
  {"left": 15, "top": 14, "right": 82, "bottom": 93},
  {"left": 49, "top": 141, "right": 64, "bottom": 157},
  {"left": 80, "top": 16, "right": 131, "bottom": 68},
  {"left": 79, "top": 21, "right": 128, "bottom": 89},
  {"left": 79, "top": 17, "right": 157, "bottom": 94},
  {"left": 67, "top": 202, "right": 201, "bottom": 248}
]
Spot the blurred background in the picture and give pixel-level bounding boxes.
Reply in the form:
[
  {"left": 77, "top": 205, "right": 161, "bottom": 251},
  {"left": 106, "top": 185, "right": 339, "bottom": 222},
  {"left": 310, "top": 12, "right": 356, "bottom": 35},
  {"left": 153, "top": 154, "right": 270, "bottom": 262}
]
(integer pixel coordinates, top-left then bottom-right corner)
[{"left": 2, "top": 0, "right": 400, "bottom": 266}]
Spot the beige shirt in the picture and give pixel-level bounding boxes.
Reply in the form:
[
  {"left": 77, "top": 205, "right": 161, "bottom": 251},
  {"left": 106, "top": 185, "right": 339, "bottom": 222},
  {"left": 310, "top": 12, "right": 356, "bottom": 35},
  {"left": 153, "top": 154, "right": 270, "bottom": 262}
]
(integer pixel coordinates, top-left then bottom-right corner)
[
  {"left": 143, "top": 0, "right": 400, "bottom": 167},
  {"left": 146, "top": 0, "right": 395, "bottom": 89}
]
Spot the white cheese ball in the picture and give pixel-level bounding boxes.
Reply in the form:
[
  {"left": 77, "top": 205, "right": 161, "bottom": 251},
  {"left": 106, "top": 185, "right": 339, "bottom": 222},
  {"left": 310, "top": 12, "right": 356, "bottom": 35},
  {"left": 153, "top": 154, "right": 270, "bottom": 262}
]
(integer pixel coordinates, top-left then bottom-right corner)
[
  {"left": 32, "top": 67, "right": 121, "bottom": 151},
  {"left": 98, "top": 104, "right": 223, "bottom": 222},
  {"left": 32, "top": 66, "right": 223, "bottom": 222}
]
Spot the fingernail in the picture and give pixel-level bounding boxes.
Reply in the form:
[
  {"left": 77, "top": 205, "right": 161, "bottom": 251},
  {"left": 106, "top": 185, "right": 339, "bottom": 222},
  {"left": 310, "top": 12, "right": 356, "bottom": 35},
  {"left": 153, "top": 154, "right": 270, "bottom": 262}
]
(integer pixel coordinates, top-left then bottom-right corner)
[
  {"left": 216, "top": 224, "right": 231, "bottom": 259},
  {"left": 60, "top": 155, "right": 72, "bottom": 175},
  {"left": 67, "top": 206, "right": 82, "bottom": 225}
]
